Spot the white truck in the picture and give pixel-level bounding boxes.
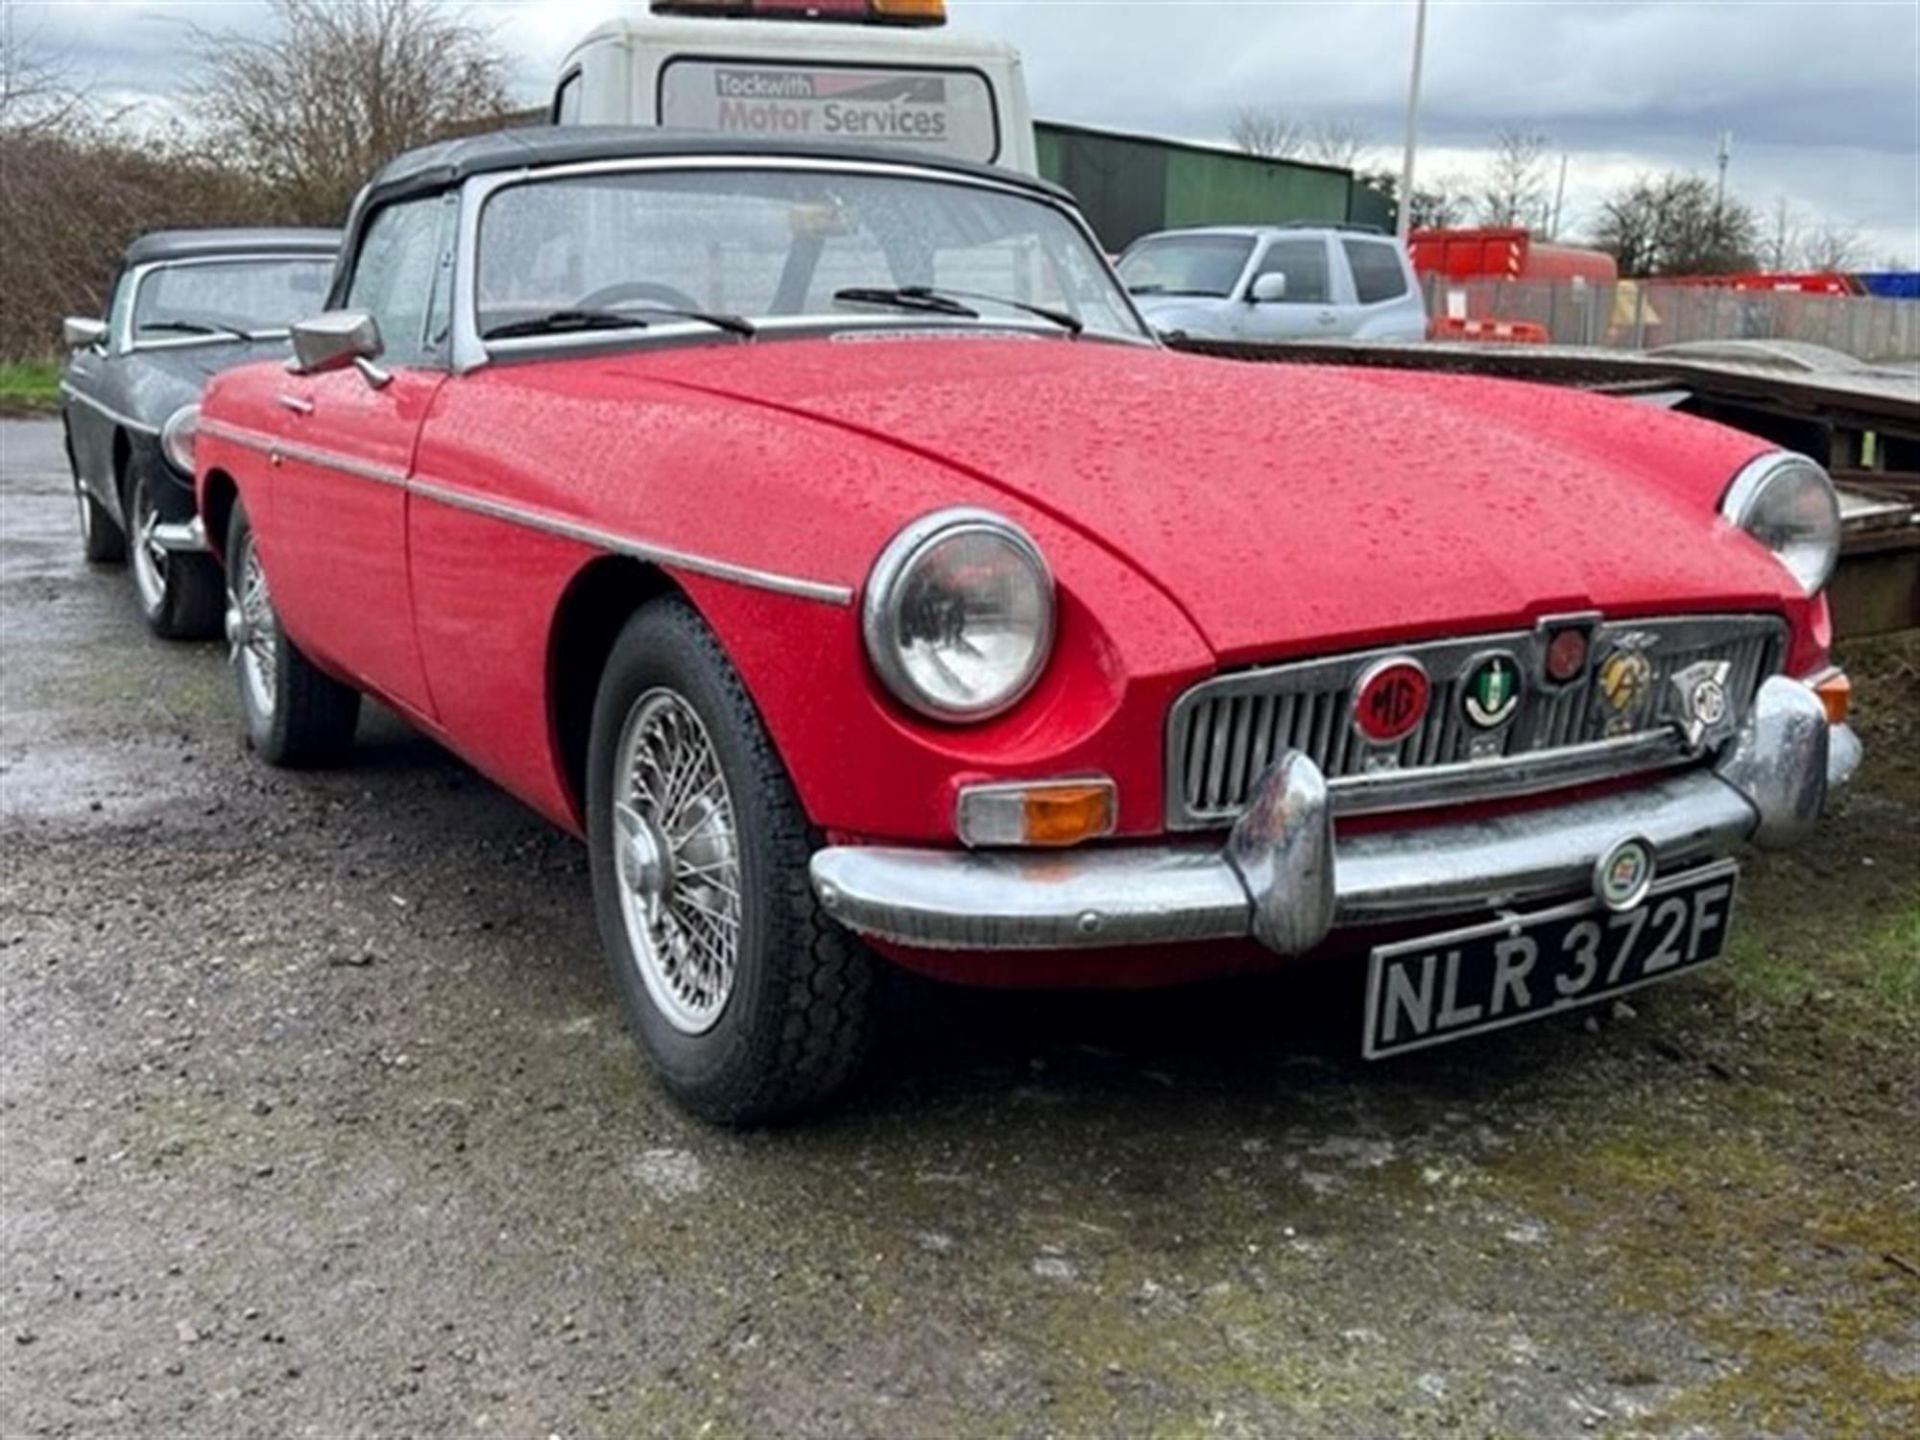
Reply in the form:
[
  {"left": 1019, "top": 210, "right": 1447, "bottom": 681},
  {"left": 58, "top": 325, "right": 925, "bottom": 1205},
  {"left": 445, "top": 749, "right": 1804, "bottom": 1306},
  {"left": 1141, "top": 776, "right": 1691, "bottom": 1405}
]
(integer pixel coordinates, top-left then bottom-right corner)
[{"left": 551, "top": 0, "right": 1037, "bottom": 174}]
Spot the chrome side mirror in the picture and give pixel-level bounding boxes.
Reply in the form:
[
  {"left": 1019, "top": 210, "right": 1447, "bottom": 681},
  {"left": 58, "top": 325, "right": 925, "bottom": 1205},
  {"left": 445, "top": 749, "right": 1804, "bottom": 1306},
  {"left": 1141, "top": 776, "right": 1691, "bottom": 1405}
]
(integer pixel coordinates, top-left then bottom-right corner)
[
  {"left": 1249, "top": 273, "right": 1288, "bottom": 303},
  {"left": 290, "top": 310, "right": 389, "bottom": 386},
  {"left": 63, "top": 316, "right": 107, "bottom": 349}
]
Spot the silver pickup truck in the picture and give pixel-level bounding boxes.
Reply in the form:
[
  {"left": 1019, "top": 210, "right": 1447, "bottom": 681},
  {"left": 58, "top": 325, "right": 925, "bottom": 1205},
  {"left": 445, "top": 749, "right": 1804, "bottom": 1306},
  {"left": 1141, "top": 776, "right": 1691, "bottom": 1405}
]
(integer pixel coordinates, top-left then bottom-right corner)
[{"left": 1118, "top": 224, "right": 1428, "bottom": 344}]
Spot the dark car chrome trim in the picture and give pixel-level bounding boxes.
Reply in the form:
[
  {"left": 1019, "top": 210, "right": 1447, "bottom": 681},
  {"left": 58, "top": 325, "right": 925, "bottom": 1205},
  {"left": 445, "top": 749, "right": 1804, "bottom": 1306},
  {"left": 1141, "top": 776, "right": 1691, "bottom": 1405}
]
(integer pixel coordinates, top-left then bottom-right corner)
[
  {"left": 197, "top": 418, "right": 854, "bottom": 605},
  {"left": 59, "top": 382, "right": 159, "bottom": 435}
]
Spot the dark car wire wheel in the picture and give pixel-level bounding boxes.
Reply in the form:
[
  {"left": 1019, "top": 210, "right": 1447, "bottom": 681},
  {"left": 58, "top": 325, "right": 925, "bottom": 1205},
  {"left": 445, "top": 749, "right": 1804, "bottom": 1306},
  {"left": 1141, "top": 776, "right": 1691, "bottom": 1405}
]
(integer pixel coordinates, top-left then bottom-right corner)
[
  {"left": 587, "top": 597, "right": 878, "bottom": 1124},
  {"left": 129, "top": 468, "right": 222, "bottom": 639}
]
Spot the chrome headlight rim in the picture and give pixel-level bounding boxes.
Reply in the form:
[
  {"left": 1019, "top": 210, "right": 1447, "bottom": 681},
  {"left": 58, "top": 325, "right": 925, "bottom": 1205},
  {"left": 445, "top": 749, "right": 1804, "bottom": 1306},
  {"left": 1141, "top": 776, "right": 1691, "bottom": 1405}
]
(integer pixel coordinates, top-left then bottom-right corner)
[
  {"left": 861, "top": 507, "right": 1057, "bottom": 723},
  {"left": 1720, "top": 450, "right": 1841, "bottom": 597},
  {"left": 160, "top": 403, "right": 200, "bottom": 476}
]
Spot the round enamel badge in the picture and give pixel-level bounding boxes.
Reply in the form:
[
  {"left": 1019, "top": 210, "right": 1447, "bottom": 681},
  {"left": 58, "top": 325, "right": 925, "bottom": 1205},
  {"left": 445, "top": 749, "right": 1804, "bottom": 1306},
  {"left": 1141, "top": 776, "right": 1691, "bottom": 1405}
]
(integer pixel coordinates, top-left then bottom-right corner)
[
  {"left": 1595, "top": 837, "right": 1656, "bottom": 912},
  {"left": 1463, "top": 653, "right": 1521, "bottom": 728},
  {"left": 1352, "top": 657, "right": 1429, "bottom": 745}
]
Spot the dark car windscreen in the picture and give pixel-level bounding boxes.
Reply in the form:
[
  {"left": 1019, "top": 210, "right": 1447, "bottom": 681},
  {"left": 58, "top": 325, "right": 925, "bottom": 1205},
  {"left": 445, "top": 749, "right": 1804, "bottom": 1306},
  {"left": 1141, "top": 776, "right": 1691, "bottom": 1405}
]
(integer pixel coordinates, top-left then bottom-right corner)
[
  {"left": 132, "top": 258, "right": 335, "bottom": 340},
  {"left": 1117, "top": 235, "right": 1256, "bottom": 297}
]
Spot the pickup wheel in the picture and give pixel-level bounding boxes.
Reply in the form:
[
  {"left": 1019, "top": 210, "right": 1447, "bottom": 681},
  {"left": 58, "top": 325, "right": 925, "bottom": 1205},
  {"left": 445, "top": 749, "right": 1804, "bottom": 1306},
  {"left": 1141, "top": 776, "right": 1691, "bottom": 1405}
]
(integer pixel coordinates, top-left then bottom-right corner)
[
  {"left": 586, "top": 597, "right": 877, "bottom": 1125},
  {"left": 224, "top": 502, "right": 360, "bottom": 767},
  {"left": 129, "top": 469, "right": 222, "bottom": 639}
]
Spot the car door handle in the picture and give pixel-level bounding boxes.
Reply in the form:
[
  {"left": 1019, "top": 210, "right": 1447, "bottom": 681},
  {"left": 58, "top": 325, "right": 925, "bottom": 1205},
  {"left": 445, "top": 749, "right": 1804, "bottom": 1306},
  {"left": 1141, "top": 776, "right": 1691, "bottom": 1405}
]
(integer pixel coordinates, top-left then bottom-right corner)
[
  {"left": 1316, "top": 312, "right": 1339, "bottom": 325},
  {"left": 275, "top": 393, "right": 314, "bottom": 415}
]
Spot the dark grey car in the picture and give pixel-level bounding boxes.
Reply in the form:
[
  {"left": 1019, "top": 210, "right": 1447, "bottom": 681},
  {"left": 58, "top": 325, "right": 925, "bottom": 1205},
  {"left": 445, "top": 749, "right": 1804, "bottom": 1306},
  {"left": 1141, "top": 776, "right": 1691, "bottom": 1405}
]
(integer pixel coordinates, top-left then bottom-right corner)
[{"left": 60, "top": 228, "right": 338, "bottom": 637}]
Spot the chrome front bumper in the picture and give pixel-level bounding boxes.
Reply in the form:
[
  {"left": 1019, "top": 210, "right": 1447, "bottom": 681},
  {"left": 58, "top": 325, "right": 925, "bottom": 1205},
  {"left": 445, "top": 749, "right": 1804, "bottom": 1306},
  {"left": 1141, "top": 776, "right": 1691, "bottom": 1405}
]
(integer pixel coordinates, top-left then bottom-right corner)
[{"left": 810, "top": 677, "right": 1860, "bottom": 956}]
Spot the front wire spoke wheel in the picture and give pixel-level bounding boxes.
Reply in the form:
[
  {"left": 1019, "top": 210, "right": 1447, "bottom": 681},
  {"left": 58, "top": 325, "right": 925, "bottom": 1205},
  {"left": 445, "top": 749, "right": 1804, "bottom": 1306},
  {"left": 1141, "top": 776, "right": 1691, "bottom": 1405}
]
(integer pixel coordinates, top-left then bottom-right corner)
[
  {"left": 231, "top": 534, "right": 278, "bottom": 721},
  {"left": 612, "top": 689, "right": 743, "bottom": 1035}
]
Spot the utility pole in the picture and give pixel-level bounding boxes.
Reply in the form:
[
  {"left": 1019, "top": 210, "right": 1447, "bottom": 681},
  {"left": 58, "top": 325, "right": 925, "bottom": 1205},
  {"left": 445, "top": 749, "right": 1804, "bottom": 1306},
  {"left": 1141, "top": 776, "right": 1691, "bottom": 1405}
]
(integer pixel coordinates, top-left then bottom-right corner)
[
  {"left": 1550, "top": 153, "right": 1568, "bottom": 239},
  {"left": 1395, "top": 0, "right": 1429, "bottom": 242},
  {"left": 1714, "top": 130, "right": 1733, "bottom": 215}
]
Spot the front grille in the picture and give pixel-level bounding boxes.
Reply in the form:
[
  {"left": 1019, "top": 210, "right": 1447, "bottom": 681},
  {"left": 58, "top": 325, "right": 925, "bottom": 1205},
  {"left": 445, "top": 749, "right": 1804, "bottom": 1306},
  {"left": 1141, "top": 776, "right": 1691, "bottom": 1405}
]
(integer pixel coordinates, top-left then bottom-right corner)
[{"left": 1167, "top": 614, "right": 1784, "bottom": 828}]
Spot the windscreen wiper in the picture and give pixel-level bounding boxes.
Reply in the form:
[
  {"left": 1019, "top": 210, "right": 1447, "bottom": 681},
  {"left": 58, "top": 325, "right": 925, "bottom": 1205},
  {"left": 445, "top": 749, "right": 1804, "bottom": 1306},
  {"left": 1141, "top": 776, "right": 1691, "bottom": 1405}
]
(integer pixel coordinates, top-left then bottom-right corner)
[
  {"left": 834, "top": 286, "right": 979, "bottom": 319},
  {"left": 140, "top": 319, "right": 256, "bottom": 341},
  {"left": 914, "top": 285, "right": 1085, "bottom": 336},
  {"left": 483, "top": 307, "right": 754, "bottom": 341}
]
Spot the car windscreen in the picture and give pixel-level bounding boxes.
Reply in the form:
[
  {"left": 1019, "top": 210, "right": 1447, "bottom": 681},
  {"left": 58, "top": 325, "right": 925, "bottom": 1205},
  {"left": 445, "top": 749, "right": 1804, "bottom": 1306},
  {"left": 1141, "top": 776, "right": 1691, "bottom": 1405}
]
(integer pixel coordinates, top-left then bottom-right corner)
[
  {"left": 132, "top": 258, "right": 335, "bottom": 340},
  {"left": 1117, "top": 235, "right": 1256, "bottom": 298},
  {"left": 475, "top": 167, "right": 1147, "bottom": 343}
]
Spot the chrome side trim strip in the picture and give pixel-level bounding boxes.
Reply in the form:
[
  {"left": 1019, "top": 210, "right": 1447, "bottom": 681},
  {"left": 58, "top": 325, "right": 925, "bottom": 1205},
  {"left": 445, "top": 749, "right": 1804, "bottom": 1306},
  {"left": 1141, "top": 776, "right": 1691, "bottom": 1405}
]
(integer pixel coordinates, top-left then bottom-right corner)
[
  {"left": 196, "top": 418, "right": 854, "bottom": 605},
  {"left": 198, "top": 417, "right": 406, "bottom": 488},
  {"left": 408, "top": 478, "right": 855, "bottom": 605},
  {"left": 58, "top": 382, "right": 158, "bottom": 435}
]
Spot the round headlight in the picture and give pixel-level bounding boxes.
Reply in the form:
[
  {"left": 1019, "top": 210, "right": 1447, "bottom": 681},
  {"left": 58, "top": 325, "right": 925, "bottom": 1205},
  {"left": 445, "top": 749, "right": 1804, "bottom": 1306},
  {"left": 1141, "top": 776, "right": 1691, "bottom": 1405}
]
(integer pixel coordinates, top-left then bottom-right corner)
[
  {"left": 160, "top": 403, "right": 200, "bottom": 475},
  {"left": 1721, "top": 451, "right": 1840, "bottom": 596},
  {"left": 862, "top": 509, "right": 1055, "bottom": 721}
]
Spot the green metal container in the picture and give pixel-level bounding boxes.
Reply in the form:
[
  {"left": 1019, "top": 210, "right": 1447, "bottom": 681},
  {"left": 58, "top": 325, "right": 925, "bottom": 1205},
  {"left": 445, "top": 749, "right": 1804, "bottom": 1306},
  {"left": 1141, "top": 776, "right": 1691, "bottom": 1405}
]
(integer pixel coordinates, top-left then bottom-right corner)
[{"left": 1037, "top": 120, "right": 1394, "bottom": 251}]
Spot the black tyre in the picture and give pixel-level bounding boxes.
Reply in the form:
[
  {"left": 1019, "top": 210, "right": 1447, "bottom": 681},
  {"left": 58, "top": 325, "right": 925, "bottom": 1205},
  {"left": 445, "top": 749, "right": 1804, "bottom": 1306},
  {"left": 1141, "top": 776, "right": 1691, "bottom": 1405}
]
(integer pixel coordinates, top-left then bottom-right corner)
[
  {"left": 128, "top": 468, "right": 222, "bottom": 639},
  {"left": 77, "top": 481, "right": 125, "bottom": 563},
  {"left": 225, "top": 501, "right": 360, "bottom": 767},
  {"left": 586, "top": 597, "right": 878, "bottom": 1125},
  {"left": 69, "top": 427, "right": 125, "bottom": 564}
]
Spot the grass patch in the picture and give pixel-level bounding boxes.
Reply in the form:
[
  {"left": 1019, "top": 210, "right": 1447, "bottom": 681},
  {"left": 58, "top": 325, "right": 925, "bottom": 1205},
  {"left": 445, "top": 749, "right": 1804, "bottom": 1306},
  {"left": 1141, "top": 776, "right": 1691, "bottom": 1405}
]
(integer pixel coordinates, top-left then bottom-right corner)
[
  {"left": 1723, "top": 867, "right": 1920, "bottom": 1037},
  {"left": 0, "top": 357, "right": 62, "bottom": 412}
]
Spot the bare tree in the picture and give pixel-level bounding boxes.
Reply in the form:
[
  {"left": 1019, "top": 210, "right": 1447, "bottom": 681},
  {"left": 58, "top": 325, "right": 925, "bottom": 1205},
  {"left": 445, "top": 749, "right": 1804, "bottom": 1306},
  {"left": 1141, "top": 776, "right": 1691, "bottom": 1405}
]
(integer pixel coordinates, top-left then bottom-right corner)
[
  {"left": 1762, "top": 197, "right": 1803, "bottom": 272},
  {"left": 1476, "top": 126, "right": 1550, "bottom": 230},
  {"left": 191, "top": 0, "right": 512, "bottom": 225},
  {"left": 1590, "top": 172, "right": 1759, "bottom": 276},
  {"left": 1410, "top": 179, "right": 1473, "bottom": 230},
  {"left": 1229, "top": 105, "right": 1302, "bottom": 160},
  {"left": 0, "top": 7, "right": 87, "bottom": 137},
  {"left": 1303, "top": 119, "right": 1370, "bottom": 171},
  {"left": 1796, "top": 222, "right": 1870, "bottom": 272},
  {"left": 1359, "top": 168, "right": 1470, "bottom": 231}
]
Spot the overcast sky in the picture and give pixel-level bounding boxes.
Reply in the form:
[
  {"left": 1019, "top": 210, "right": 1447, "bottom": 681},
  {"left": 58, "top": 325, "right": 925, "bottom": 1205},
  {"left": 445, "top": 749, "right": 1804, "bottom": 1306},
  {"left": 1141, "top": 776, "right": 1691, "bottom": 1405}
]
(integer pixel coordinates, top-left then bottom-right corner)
[{"left": 16, "top": 0, "right": 1920, "bottom": 264}]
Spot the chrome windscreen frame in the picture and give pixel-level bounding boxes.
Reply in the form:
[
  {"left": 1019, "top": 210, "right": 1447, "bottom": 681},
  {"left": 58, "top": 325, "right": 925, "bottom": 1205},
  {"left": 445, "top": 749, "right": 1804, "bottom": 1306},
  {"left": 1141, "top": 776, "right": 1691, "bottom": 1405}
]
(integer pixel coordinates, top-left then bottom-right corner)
[
  {"left": 446, "top": 153, "right": 1157, "bottom": 374},
  {"left": 1164, "top": 613, "right": 1789, "bottom": 829}
]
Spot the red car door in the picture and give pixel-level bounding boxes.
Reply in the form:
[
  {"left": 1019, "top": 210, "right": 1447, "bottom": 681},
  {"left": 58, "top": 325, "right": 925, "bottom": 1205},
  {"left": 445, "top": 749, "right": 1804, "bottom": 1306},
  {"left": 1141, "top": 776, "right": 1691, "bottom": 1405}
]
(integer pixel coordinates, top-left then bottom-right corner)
[{"left": 264, "top": 195, "right": 455, "bottom": 723}]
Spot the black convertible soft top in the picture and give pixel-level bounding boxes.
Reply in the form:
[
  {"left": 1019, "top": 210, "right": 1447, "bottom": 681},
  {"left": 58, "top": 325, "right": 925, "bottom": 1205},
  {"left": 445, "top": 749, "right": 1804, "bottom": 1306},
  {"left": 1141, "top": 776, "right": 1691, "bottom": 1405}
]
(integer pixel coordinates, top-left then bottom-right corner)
[
  {"left": 122, "top": 228, "right": 340, "bottom": 266},
  {"left": 358, "top": 125, "right": 1072, "bottom": 211}
]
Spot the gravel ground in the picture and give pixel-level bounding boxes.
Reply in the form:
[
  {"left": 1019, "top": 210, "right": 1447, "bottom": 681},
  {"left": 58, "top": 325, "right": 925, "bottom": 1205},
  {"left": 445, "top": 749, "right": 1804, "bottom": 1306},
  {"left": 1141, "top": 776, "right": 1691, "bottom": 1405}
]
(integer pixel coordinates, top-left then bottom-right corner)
[{"left": 2, "top": 416, "right": 1916, "bottom": 1439}]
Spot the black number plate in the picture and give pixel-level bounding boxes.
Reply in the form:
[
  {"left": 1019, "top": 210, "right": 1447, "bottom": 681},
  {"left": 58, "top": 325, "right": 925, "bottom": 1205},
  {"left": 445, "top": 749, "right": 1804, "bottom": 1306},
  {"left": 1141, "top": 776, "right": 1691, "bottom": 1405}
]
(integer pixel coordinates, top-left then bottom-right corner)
[{"left": 1363, "top": 861, "right": 1739, "bottom": 1060}]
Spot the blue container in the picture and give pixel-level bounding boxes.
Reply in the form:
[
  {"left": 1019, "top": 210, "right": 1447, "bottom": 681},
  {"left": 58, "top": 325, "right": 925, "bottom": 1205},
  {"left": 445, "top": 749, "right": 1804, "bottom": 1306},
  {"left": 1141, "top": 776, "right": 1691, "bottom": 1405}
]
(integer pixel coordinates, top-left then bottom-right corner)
[{"left": 1857, "top": 272, "right": 1920, "bottom": 300}]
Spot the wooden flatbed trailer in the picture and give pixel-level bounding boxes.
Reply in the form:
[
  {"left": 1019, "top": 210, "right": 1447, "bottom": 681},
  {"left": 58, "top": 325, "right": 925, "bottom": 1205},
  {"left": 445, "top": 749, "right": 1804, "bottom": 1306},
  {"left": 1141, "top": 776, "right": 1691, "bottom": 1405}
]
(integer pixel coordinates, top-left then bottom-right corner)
[{"left": 1169, "top": 337, "right": 1920, "bottom": 637}]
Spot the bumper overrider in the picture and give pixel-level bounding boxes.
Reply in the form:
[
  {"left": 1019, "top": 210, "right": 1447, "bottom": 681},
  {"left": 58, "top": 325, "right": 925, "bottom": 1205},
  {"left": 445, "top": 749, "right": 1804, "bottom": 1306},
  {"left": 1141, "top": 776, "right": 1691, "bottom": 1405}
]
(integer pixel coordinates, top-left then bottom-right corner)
[{"left": 810, "top": 677, "right": 1862, "bottom": 956}]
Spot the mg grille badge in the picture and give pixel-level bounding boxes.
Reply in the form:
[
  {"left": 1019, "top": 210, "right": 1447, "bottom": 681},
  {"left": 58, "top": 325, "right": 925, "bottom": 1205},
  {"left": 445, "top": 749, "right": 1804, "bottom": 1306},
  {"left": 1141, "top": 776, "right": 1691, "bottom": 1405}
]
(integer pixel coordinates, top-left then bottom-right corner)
[
  {"left": 1463, "top": 653, "right": 1521, "bottom": 729},
  {"left": 1671, "top": 659, "right": 1733, "bottom": 749},
  {"left": 1351, "top": 657, "right": 1429, "bottom": 745}
]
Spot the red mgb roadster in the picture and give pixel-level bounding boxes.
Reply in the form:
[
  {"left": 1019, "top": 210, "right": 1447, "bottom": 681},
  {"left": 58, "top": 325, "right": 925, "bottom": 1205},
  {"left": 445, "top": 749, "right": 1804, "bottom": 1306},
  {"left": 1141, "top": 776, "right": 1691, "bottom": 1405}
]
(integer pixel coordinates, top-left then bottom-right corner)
[{"left": 195, "top": 129, "right": 1860, "bottom": 1122}]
